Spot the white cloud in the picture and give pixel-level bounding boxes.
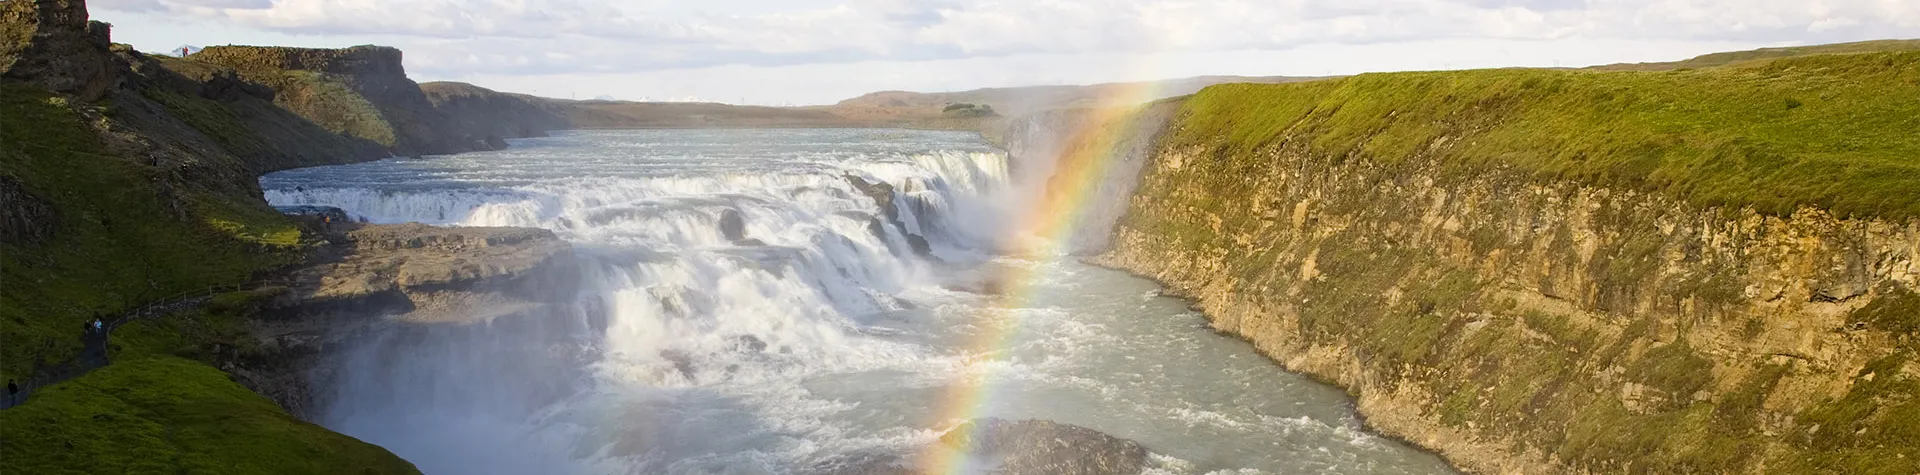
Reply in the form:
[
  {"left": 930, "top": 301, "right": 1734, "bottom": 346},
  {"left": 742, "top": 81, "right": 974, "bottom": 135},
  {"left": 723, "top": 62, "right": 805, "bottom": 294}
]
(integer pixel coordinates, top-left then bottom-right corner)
[
  {"left": 89, "top": 0, "right": 1919, "bottom": 102},
  {"left": 99, "top": 0, "right": 1920, "bottom": 75}
]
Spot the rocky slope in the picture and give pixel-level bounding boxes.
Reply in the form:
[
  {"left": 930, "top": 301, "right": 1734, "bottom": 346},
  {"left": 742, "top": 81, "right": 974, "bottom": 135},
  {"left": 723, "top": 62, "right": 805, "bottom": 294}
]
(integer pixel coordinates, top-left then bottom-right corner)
[
  {"left": 189, "top": 45, "right": 501, "bottom": 156},
  {"left": 1091, "top": 51, "right": 1920, "bottom": 474}
]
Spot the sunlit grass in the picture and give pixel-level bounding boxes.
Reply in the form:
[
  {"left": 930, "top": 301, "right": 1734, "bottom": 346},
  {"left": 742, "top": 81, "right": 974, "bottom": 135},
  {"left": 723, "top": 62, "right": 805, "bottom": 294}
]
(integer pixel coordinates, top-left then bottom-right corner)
[{"left": 1172, "top": 50, "right": 1920, "bottom": 220}]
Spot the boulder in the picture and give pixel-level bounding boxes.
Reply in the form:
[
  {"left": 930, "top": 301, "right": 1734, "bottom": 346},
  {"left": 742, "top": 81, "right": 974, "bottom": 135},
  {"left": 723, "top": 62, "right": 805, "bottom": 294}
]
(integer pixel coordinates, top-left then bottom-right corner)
[{"left": 936, "top": 418, "right": 1149, "bottom": 475}]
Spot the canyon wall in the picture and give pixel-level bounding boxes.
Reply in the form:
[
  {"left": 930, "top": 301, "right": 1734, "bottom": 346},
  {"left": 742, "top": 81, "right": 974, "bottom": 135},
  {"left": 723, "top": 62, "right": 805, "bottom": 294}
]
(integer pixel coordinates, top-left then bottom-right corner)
[
  {"left": 1094, "top": 52, "right": 1920, "bottom": 474},
  {"left": 190, "top": 45, "right": 494, "bottom": 156}
]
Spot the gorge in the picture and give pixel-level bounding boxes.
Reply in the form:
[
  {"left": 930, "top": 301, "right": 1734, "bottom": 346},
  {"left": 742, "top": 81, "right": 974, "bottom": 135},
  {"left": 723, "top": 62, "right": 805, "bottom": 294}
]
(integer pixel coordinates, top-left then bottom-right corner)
[{"left": 4, "top": 1, "right": 1918, "bottom": 474}]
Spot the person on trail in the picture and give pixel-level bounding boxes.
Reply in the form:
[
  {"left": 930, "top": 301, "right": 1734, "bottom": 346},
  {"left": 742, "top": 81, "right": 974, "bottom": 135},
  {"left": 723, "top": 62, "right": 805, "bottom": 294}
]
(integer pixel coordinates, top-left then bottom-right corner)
[{"left": 6, "top": 379, "right": 18, "bottom": 406}]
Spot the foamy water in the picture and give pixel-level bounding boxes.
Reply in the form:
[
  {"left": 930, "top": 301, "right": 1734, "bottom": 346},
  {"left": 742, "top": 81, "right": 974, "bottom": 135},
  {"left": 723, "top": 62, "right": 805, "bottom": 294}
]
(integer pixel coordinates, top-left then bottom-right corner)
[{"left": 261, "top": 129, "right": 1456, "bottom": 474}]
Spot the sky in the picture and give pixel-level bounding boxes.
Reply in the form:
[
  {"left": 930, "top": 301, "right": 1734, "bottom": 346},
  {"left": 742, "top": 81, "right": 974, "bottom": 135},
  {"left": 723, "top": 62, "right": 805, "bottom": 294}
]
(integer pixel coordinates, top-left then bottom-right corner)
[{"left": 90, "top": 0, "right": 1920, "bottom": 105}]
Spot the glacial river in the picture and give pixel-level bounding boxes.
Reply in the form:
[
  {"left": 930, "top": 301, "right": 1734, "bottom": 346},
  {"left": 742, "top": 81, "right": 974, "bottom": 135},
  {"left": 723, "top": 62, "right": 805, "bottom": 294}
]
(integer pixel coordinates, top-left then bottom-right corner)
[{"left": 260, "top": 129, "right": 1456, "bottom": 474}]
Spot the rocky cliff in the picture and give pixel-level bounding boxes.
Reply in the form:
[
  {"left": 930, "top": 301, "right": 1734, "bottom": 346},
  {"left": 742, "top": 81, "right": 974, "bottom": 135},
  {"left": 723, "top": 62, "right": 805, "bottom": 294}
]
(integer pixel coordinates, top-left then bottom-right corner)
[
  {"left": 188, "top": 45, "right": 496, "bottom": 156},
  {"left": 1093, "top": 51, "right": 1920, "bottom": 474}
]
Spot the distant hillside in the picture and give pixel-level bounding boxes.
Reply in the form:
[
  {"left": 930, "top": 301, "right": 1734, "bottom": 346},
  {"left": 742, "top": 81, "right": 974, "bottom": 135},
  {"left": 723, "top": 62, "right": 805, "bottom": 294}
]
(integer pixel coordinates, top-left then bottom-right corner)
[
  {"left": 825, "top": 75, "right": 1323, "bottom": 124},
  {"left": 407, "top": 75, "right": 1327, "bottom": 131},
  {"left": 419, "top": 81, "right": 569, "bottom": 147},
  {"left": 1592, "top": 39, "right": 1920, "bottom": 71},
  {"left": 187, "top": 45, "right": 494, "bottom": 156},
  {"left": 553, "top": 98, "right": 863, "bottom": 129}
]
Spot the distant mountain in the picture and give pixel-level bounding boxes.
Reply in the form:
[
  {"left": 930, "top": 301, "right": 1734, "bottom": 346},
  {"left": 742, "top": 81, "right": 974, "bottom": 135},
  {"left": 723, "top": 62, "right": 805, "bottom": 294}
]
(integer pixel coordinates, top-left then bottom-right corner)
[
  {"left": 1591, "top": 39, "right": 1920, "bottom": 71},
  {"left": 823, "top": 75, "right": 1325, "bottom": 124}
]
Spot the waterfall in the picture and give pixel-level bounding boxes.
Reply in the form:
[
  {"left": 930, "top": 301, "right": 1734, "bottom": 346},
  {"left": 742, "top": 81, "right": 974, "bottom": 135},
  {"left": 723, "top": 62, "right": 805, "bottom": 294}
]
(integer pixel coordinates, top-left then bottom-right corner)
[{"left": 262, "top": 129, "right": 1015, "bottom": 473}]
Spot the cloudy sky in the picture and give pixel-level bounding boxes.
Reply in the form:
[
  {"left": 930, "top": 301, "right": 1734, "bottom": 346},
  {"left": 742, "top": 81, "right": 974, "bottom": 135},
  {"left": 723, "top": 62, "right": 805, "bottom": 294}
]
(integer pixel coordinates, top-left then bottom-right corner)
[{"left": 92, "top": 0, "right": 1919, "bottom": 105}]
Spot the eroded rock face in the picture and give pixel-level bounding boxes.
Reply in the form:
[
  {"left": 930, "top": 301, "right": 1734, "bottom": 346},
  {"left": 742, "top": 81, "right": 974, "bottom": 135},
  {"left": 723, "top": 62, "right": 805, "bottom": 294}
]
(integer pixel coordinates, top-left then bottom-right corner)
[
  {"left": 1, "top": 0, "right": 120, "bottom": 101},
  {"left": 937, "top": 418, "right": 1150, "bottom": 475},
  {"left": 242, "top": 222, "right": 579, "bottom": 415},
  {"left": 191, "top": 45, "right": 482, "bottom": 157},
  {"left": 1099, "top": 132, "right": 1920, "bottom": 473}
]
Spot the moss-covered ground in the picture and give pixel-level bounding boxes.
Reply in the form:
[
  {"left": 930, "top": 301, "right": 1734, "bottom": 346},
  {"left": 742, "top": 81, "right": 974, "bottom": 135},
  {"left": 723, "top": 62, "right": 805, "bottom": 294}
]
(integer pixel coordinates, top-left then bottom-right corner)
[
  {"left": 1171, "top": 50, "right": 1920, "bottom": 220},
  {"left": 1, "top": 82, "right": 296, "bottom": 379},
  {"left": 0, "top": 356, "right": 420, "bottom": 475}
]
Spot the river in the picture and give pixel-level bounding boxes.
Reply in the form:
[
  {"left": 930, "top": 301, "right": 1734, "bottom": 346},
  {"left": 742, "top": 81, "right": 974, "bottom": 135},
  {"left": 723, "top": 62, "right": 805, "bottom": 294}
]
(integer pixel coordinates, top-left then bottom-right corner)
[{"left": 260, "top": 129, "right": 1456, "bottom": 475}]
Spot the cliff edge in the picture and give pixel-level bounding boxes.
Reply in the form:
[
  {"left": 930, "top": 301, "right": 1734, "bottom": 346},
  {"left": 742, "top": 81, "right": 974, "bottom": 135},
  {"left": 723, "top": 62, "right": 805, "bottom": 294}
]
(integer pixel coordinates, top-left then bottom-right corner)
[
  {"left": 190, "top": 45, "right": 493, "bottom": 156},
  {"left": 1095, "top": 50, "right": 1920, "bottom": 474}
]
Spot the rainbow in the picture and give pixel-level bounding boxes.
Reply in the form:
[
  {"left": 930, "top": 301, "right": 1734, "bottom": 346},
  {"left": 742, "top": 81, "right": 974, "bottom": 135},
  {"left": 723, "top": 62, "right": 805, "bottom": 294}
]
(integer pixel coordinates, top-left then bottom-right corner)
[{"left": 915, "top": 78, "right": 1172, "bottom": 474}]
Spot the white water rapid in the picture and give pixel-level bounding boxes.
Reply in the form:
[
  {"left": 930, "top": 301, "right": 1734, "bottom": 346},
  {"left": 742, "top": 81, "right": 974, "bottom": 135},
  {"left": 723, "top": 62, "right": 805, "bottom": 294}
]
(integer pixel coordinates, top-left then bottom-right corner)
[{"left": 261, "top": 129, "right": 1456, "bottom": 475}]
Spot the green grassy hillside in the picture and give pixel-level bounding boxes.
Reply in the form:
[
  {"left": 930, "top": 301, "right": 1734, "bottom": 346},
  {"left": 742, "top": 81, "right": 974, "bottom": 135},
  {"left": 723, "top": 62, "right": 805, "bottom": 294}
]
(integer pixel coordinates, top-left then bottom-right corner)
[
  {"left": 0, "top": 83, "right": 301, "bottom": 380},
  {"left": 1173, "top": 50, "right": 1920, "bottom": 220},
  {"left": 1, "top": 79, "right": 419, "bottom": 475},
  {"left": 0, "top": 357, "right": 420, "bottom": 475},
  {"left": 1594, "top": 39, "right": 1920, "bottom": 71}
]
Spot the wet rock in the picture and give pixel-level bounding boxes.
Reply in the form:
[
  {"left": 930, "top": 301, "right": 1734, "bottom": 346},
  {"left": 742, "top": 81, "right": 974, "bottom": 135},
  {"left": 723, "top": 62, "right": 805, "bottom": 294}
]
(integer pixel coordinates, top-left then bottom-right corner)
[
  {"left": 845, "top": 175, "right": 934, "bottom": 257},
  {"left": 732, "top": 335, "right": 768, "bottom": 353},
  {"left": 937, "top": 418, "right": 1149, "bottom": 475},
  {"left": 720, "top": 208, "right": 748, "bottom": 242},
  {"left": 659, "top": 349, "right": 697, "bottom": 380}
]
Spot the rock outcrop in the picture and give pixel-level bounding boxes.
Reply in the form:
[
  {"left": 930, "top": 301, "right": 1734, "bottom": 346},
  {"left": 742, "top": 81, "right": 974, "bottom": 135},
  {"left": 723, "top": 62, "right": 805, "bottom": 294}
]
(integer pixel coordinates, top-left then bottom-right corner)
[
  {"left": 1094, "top": 60, "right": 1920, "bottom": 474},
  {"left": 0, "top": 0, "right": 118, "bottom": 101},
  {"left": 190, "top": 45, "right": 488, "bottom": 157},
  {"left": 241, "top": 222, "right": 577, "bottom": 416},
  {"left": 806, "top": 418, "right": 1151, "bottom": 475},
  {"left": 937, "top": 418, "right": 1150, "bottom": 475},
  {"left": 847, "top": 175, "right": 935, "bottom": 257}
]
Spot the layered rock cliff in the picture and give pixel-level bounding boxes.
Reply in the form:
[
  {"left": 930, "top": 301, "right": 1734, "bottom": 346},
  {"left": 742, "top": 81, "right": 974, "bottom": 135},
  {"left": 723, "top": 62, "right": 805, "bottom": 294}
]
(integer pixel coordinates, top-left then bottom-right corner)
[
  {"left": 189, "top": 45, "right": 495, "bottom": 156},
  {"left": 1092, "top": 52, "right": 1920, "bottom": 474}
]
